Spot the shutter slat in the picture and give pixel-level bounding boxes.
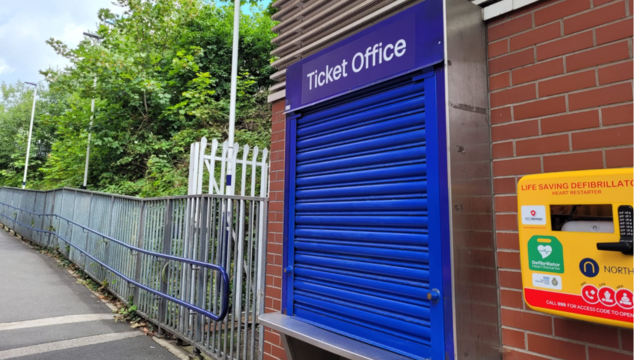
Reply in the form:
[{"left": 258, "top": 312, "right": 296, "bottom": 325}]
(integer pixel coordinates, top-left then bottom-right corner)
[
  {"left": 298, "top": 147, "right": 426, "bottom": 174},
  {"left": 297, "top": 129, "right": 426, "bottom": 163},
  {"left": 295, "top": 254, "right": 429, "bottom": 281},
  {"left": 295, "top": 228, "right": 428, "bottom": 245},
  {"left": 294, "top": 306, "right": 432, "bottom": 359},
  {"left": 297, "top": 164, "right": 425, "bottom": 187},
  {"left": 295, "top": 241, "right": 428, "bottom": 262},
  {"left": 296, "top": 215, "right": 428, "bottom": 228},
  {"left": 296, "top": 250, "right": 428, "bottom": 269},
  {"left": 295, "top": 282, "right": 431, "bottom": 323},
  {"left": 294, "top": 294, "right": 431, "bottom": 340},
  {"left": 296, "top": 181, "right": 428, "bottom": 199},
  {"left": 295, "top": 268, "right": 429, "bottom": 300},
  {"left": 297, "top": 113, "right": 425, "bottom": 150},
  {"left": 296, "top": 199, "right": 428, "bottom": 212},
  {"left": 297, "top": 81, "right": 425, "bottom": 126}
]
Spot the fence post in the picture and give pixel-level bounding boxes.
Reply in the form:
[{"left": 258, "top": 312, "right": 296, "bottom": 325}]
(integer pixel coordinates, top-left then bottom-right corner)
[
  {"left": 188, "top": 142, "right": 196, "bottom": 195},
  {"left": 133, "top": 201, "right": 146, "bottom": 307},
  {"left": 195, "top": 195, "right": 211, "bottom": 344},
  {"left": 102, "top": 196, "right": 115, "bottom": 283},
  {"left": 83, "top": 193, "right": 94, "bottom": 271},
  {"left": 46, "top": 191, "right": 57, "bottom": 248},
  {"left": 66, "top": 190, "right": 78, "bottom": 259},
  {"left": 29, "top": 191, "right": 37, "bottom": 242},
  {"left": 158, "top": 198, "right": 174, "bottom": 334},
  {"left": 234, "top": 146, "right": 250, "bottom": 324},
  {"left": 37, "top": 192, "right": 46, "bottom": 245},
  {"left": 257, "top": 198, "right": 268, "bottom": 360}
]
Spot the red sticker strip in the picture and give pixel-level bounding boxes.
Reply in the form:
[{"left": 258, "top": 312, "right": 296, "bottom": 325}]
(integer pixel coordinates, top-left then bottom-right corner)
[{"left": 525, "top": 288, "right": 634, "bottom": 323}]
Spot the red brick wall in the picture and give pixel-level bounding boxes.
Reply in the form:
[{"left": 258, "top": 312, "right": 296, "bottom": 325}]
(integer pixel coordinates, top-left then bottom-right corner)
[
  {"left": 488, "top": 1, "right": 634, "bottom": 359},
  {"left": 266, "top": 0, "right": 634, "bottom": 358},
  {"left": 264, "top": 99, "right": 286, "bottom": 360}
]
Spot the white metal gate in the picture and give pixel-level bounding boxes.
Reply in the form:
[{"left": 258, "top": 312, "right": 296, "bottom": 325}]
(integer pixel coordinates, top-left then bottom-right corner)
[
  {"left": 188, "top": 137, "right": 269, "bottom": 197},
  {"left": 187, "top": 137, "right": 270, "bottom": 360}
]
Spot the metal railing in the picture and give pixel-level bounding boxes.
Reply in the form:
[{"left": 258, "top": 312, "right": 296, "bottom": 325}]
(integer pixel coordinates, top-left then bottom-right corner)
[{"left": 0, "top": 187, "right": 268, "bottom": 360}]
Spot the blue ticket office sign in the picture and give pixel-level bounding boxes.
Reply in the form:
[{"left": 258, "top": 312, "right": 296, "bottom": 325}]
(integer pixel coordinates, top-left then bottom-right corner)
[{"left": 285, "top": 0, "right": 445, "bottom": 113}]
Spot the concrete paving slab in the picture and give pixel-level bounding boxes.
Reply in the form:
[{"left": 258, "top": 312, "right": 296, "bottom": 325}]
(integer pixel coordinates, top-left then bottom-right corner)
[
  {"left": 0, "top": 319, "right": 129, "bottom": 351},
  {"left": 0, "top": 231, "right": 109, "bottom": 323},
  {"left": 11, "top": 336, "right": 177, "bottom": 360}
]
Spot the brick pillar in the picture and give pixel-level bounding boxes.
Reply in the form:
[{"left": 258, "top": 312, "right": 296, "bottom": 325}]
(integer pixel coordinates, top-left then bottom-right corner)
[
  {"left": 488, "top": 0, "right": 633, "bottom": 359},
  {"left": 264, "top": 99, "right": 287, "bottom": 360}
]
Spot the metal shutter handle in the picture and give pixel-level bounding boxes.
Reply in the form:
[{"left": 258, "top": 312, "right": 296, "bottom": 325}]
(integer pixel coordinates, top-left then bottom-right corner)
[{"left": 427, "top": 289, "right": 440, "bottom": 303}]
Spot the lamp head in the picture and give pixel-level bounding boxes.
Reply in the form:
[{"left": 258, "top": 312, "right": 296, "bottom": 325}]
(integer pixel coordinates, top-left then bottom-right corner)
[
  {"left": 25, "top": 82, "right": 37, "bottom": 87},
  {"left": 83, "top": 32, "right": 103, "bottom": 41}
]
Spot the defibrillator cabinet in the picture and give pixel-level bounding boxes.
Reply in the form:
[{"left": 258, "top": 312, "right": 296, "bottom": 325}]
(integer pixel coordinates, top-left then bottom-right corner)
[{"left": 518, "top": 168, "right": 634, "bottom": 328}]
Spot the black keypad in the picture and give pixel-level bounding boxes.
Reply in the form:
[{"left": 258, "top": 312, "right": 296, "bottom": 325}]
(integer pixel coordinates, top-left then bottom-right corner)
[{"left": 618, "top": 206, "right": 633, "bottom": 239}]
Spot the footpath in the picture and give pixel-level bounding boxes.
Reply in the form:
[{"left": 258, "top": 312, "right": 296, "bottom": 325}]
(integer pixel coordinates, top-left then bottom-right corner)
[{"left": 0, "top": 229, "right": 181, "bottom": 360}]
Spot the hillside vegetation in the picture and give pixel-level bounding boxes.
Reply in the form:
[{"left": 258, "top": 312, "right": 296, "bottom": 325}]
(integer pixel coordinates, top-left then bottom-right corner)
[{"left": 0, "top": 0, "right": 276, "bottom": 197}]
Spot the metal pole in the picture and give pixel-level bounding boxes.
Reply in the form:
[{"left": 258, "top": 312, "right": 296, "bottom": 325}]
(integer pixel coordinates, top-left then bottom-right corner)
[
  {"left": 226, "top": 0, "right": 241, "bottom": 196},
  {"left": 22, "top": 85, "right": 38, "bottom": 189},
  {"left": 81, "top": 32, "right": 102, "bottom": 190},
  {"left": 82, "top": 77, "right": 97, "bottom": 189}
]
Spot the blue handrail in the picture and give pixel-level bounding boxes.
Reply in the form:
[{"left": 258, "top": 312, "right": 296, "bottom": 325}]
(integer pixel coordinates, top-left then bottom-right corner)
[{"left": 0, "top": 201, "right": 230, "bottom": 322}]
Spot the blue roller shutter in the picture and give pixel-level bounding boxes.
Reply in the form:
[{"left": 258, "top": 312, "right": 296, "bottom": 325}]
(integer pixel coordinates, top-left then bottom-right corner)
[{"left": 285, "top": 70, "right": 445, "bottom": 360}]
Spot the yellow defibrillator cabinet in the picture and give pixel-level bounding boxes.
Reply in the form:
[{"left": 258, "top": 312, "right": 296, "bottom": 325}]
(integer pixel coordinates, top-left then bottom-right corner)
[{"left": 517, "top": 168, "right": 633, "bottom": 328}]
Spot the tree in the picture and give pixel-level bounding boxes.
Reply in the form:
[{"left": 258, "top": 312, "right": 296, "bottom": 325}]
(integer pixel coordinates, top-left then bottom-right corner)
[{"left": 32, "top": 0, "right": 276, "bottom": 196}]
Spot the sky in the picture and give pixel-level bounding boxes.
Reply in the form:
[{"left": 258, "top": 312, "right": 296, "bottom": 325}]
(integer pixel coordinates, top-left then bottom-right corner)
[
  {"left": 0, "top": 0, "right": 268, "bottom": 85},
  {"left": 0, "top": 0, "right": 124, "bottom": 85}
]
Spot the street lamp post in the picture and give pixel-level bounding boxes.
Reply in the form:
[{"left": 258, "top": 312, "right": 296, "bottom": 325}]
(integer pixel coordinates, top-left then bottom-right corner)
[
  {"left": 226, "top": 0, "right": 243, "bottom": 324},
  {"left": 22, "top": 82, "right": 38, "bottom": 189},
  {"left": 226, "top": 0, "right": 241, "bottom": 197},
  {"left": 81, "top": 32, "right": 103, "bottom": 189}
]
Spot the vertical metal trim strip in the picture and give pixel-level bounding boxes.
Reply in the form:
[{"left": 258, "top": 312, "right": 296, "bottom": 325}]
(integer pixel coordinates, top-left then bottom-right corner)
[
  {"left": 436, "top": 65, "right": 455, "bottom": 358},
  {"left": 423, "top": 67, "right": 450, "bottom": 360},
  {"left": 283, "top": 114, "right": 298, "bottom": 315}
]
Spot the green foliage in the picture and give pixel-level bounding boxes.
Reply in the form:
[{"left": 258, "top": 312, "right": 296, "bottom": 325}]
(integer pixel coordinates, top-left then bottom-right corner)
[
  {"left": 118, "top": 303, "right": 140, "bottom": 323},
  {"left": 0, "top": 0, "right": 276, "bottom": 196},
  {"left": 0, "top": 82, "right": 59, "bottom": 186}
]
